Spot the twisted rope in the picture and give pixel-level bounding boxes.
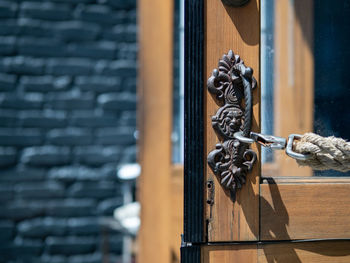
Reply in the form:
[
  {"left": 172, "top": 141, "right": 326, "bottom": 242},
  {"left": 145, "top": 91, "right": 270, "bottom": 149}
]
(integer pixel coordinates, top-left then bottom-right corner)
[{"left": 294, "top": 133, "right": 350, "bottom": 172}]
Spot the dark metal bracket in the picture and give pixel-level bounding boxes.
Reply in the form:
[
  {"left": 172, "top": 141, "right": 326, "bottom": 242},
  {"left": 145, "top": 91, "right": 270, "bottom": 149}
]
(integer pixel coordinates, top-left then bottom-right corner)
[
  {"left": 221, "top": 0, "right": 250, "bottom": 7},
  {"left": 207, "top": 50, "right": 257, "bottom": 202}
]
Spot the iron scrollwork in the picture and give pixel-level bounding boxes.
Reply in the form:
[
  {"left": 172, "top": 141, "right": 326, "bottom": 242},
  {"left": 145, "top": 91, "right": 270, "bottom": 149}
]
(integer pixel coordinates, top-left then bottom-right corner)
[
  {"left": 207, "top": 50, "right": 257, "bottom": 201},
  {"left": 221, "top": 0, "right": 250, "bottom": 7}
]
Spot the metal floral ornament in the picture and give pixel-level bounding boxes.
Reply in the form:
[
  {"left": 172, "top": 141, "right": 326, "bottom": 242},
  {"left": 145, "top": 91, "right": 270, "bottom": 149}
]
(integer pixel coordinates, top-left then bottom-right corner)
[{"left": 207, "top": 50, "right": 257, "bottom": 201}]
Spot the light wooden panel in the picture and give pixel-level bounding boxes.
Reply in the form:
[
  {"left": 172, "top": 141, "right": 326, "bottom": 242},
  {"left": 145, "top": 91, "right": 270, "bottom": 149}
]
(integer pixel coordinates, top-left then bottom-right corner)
[
  {"left": 205, "top": 0, "right": 260, "bottom": 242},
  {"left": 259, "top": 241, "right": 350, "bottom": 263},
  {"left": 202, "top": 245, "right": 257, "bottom": 263},
  {"left": 261, "top": 178, "right": 350, "bottom": 240},
  {"left": 273, "top": 0, "right": 314, "bottom": 177},
  {"left": 201, "top": 241, "right": 350, "bottom": 263},
  {"left": 170, "top": 165, "right": 183, "bottom": 263},
  {"left": 137, "top": 0, "right": 173, "bottom": 262}
]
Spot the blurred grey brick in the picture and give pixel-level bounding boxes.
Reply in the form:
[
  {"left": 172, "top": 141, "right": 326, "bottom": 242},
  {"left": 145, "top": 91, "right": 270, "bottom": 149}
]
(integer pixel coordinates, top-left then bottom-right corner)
[
  {"left": 119, "top": 111, "right": 136, "bottom": 126},
  {"left": 47, "top": 128, "right": 93, "bottom": 146},
  {"left": 0, "top": 201, "right": 44, "bottom": 220},
  {"left": 49, "top": 164, "right": 115, "bottom": 182},
  {"left": 0, "top": 247, "right": 15, "bottom": 262},
  {"left": 97, "top": 197, "right": 123, "bottom": 215},
  {"left": 55, "top": 21, "right": 100, "bottom": 42},
  {"left": 124, "top": 77, "right": 137, "bottom": 92},
  {"left": 75, "top": 76, "right": 120, "bottom": 93},
  {"left": 68, "top": 181, "right": 116, "bottom": 199},
  {"left": 68, "top": 253, "right": 102, "bottom": 263},
  {"left": 0, "top": 36, "right": 16, "bottom": 55},
  {"left": 0, "top": 183, "right": 13, "bottom": 201},
  {"left": 52, "top": 0, "right": 94, "bottom": 2},
  {"left": 70, "top": 110, "right": 120, "bottom": 127},
  {"left": 108, "top": 234, "right": 123, "bottom": 254},
  {"left": 0, "top": 1, "right": 17, "bottom": 18},
  {"left": 74, "top": 145, "right": 121, "bottom": 166},
  {"left": 116, "top": 42, "right": 138, "bottom": 60},
  {"left": 0, "top": 147, "right": 17, "bottom": 167},
  {"left": 96, "top": 127, "right": 135, "bottom": 145},
  {"left": 21, "top": 146, "right": 71, "bottom": 166},
  {"left": 97, "top": 60, "right": 136, "bottom": 77},
  {"left": 0, "top": 251, "right": 16, "bottom": 262},
  {"left": 49, "top": 166, "right": 99, "bottom": 182},
  {"left": 0, "top": 129, "right": 42, "bottom": 146},
  {"left": 0, "top": 56, "right": 44, "bottom": 75},
  {"left": 0, "top": 19, "right": 18, "bottom": 35},
  {"left": 0, "top": 73, "right": 16, "bottom": 91},
  {"left": 97, "top": 92, "right": 136, "bottom": 111},
  {"left": 12, "top": 237, "right": 43, "bottom": 256},
  {"left": 15, "top": 181, "right": 65, "bottom": 199},
  {"left": 20, "top": 2, "right": 71, "bottom": 21},
  {"left": 0, "top": 167, "right": 46, "bottom": 182},
  {"left": 47, "top": 58, "right": 94, "bottom": 76},
  {"left": 67, "top": 217, "right": 99, "bottom": 235},
  {"left": 17, "top": 37, "right": 66, "bottom": 57},
  {"left": 19, "top": 110, "right": 66, "bottom": 128},
  {"left": 20, "top": 75, "right": 71, "bottom": 92},
  {"left": 67, "top": 41, "right": 116, "bottom": 59},
  {"left": 20, "top": 75, "right": 51, "bottom": 91},
  {"left": 46, "top": 236, "right": 96, "bottom": 255},
  {"left": 17, "top": 18, "right": 53, "bottom": 37},
  {"left": 104, "top": 25, "right": 137, "bottom": 42},
  {"left": 0, "top": 110, "right": 17, "bottom": 126},
  {"left": 75, "top": 146, "right": 120, "bottom": 166},
  {"left": 107, "top": 0, "right": 136, "bottom": 9},
  {"left": 0, "top": 93, "right": 43, "bottom": 109},
  {"left": 18, "top": 217, "right": 67, "bottom": 238},
  {"left": 0, "top": 221, "right": 14, "bottom": 241},
  {"left": 76, "top": 5, "right": 126, "bottom": 25},
  {"left": 126, "top": 9, "right": 137, "bottom": 23},
  {"left": 0, "top": 0, "right": 137, "bottom": 258},
  {"left": 53, "top": 76, "right": 72, "bottom": 90},
  {"left": 46, "top": 91, "right": 94, "bottom": 110},
  {"left": 40, "top": 254, "right": 67, "bottom": 263},
  {"left": 119, "top": 145, "right": 137, "bottom": 164},
  {"left": 45, "top": 199, "right": 96, "bottom": 217}
]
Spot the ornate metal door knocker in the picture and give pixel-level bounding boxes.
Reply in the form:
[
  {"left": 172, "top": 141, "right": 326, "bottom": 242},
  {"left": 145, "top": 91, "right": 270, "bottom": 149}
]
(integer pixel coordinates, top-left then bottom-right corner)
[{"left": 207, "top": 50, "right": 257, "bottom": 202}]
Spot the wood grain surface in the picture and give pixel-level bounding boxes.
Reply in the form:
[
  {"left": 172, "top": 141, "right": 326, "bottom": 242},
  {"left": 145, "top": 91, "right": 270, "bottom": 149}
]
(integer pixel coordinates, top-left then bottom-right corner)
[
  {"left": 202, "top": 241, "right": 350, "bottom": 263},
  {"left": 261, "top": 178, "right": 350, "bottom": 240},
  {"left": 202, "top": 245, "right": 257, "bottom": 263},
  {"left": 171, "top": 165, "right": 184, "bottom": 263},
  {"left": 205, "top": 0, "right": 261, "bottom": 242},
  {"left": 259, "top": 241, "right": 350, "bottom": 263},
  {"left": 137, "top": 0, "right": 173, "bottom": 262}
]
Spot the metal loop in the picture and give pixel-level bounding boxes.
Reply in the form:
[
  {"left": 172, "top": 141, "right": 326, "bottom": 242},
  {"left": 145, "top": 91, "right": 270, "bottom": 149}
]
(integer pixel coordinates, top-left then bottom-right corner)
[
  {"left": 233, "top": 131, "right": 254, "bottom": 144},
  {"left": 285, "top": 134, "right": 312, "bottom": 161}
]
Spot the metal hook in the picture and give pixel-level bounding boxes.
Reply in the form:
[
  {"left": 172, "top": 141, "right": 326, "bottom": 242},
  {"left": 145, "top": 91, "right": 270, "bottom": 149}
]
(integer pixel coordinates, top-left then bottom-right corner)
[
  {"left": 250, "top": 132, "right": 286, "bottom": 150},
  {"left": 234, "top": 131, "right": 312, "bottom": 161}
]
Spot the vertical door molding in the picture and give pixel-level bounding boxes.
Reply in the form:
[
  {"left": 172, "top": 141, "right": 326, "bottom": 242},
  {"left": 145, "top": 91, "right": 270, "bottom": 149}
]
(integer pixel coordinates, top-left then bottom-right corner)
[
  {"left": 184, "top": 0, "right": 206, "bottom": 244},
  {"left": 138, "top": 0, "right": 173, "bottom": 262},
  {"left": 205, "top": 0, "right": 261, "bottom": 242}
]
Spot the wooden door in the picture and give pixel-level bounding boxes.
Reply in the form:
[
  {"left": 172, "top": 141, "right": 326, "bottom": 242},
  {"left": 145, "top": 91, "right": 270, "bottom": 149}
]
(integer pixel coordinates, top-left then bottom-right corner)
[{"left": 183, "top": 0, "right": 350, "bottom": 262}]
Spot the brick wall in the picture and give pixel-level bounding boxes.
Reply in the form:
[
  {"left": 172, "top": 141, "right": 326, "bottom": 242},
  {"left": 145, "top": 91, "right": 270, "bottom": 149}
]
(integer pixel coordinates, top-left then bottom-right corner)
[{"left": 0, "top": 0, "right": 137, "bottom": 262}]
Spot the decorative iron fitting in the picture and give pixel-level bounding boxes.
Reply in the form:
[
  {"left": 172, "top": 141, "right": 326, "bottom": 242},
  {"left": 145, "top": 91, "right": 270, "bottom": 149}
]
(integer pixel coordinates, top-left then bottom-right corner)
[
  {"left": 221, "top": 0, "right": 250, "bottom": 7},
  {"left": 207, "top": 50, "right": 257, "bottom": 202}
]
